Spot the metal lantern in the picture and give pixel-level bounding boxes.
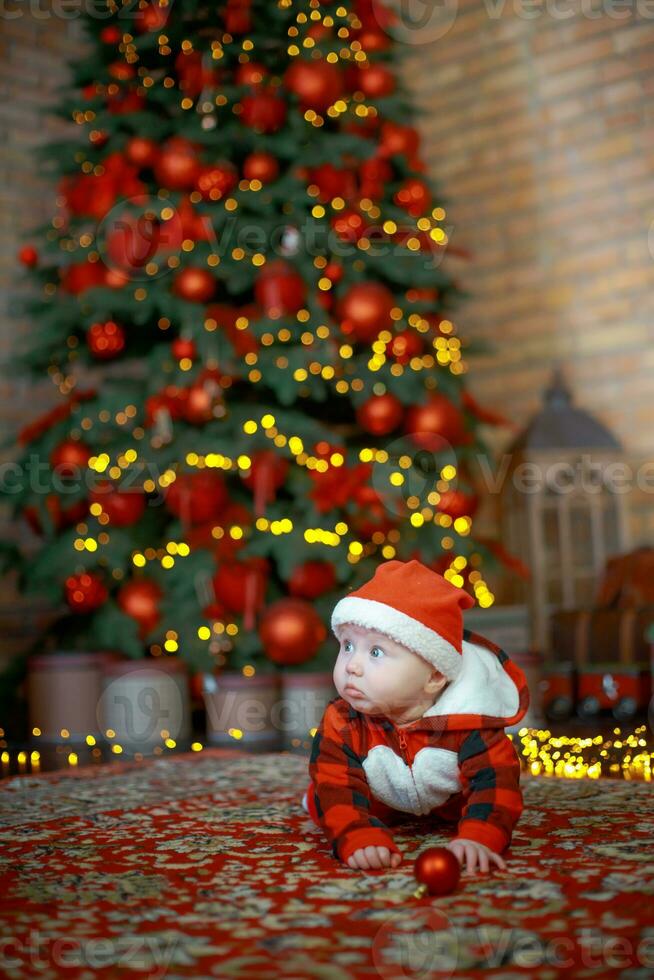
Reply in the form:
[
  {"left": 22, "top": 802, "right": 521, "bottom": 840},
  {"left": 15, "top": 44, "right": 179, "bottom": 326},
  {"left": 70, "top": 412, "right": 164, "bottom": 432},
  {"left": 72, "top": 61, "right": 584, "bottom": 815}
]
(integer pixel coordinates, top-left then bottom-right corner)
[{"left": 501, "top": 369, "right": 630, "bottom": 653}]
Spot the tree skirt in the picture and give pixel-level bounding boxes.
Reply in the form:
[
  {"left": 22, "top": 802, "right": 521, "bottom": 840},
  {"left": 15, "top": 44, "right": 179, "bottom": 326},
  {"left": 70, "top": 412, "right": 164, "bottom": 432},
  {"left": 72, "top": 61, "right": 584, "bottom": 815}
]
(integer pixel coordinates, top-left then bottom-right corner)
[{"left": 1, "top": 750, "right": 653, "bottom": 980}]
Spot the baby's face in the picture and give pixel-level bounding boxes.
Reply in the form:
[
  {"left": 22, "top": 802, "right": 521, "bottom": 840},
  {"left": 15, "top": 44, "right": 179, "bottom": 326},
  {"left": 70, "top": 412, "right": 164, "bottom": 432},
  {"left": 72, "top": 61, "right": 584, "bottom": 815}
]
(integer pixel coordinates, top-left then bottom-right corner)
[{"left": 333, "top": 622, "right": 446, "bottom": 720}]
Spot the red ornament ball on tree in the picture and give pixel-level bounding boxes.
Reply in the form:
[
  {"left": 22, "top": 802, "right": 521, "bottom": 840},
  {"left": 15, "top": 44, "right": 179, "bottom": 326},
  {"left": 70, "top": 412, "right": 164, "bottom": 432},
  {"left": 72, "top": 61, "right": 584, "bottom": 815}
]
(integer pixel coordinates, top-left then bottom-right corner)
[
  {"left": 235, "top": 62, "right": 267, "bottom": 87},
  {"left": 414, "top": 846, "right": 461, "bottom": 897},
  {"left": 380, "top": 121, "right": 420, "bottom": 159},
  {"left": 353, "top": 63, "right": 396, "bottom": 98},
  {"left": 405, "top": 394, "right": 468, "bottom": 449},
  {"left": 89, "top": 481, "right": 146, "bottom": 527},
  {"left": 18, "top": 245, "right": 38, "bottom": 267},
  {"left": 240, "top": 89, "right": 287, "bottom": 133},
  {"left": 50, "top": 439, "right": 92, "bottom": 478},
  {"left": 242, "top": 450, "right": 289, "bottom": 512},
  {"left": 100, "top": 25, "right": 122, "bottom": 44},
  {"left": 87, "top": 320, "right": 126, "bottom": 360},
  {"left": 243, "top": 152, "right": 279, "bottom": 183},
  {"left": 284, "top": 59, "right": 343, "bottom": 112},
  {"left": 105, "top": 212, "right": 160, "bottom": 273},
  {"left": 195, "top": 162, "right": 238, "bottom": 201},
  {"left": 117, "top": 578, "right": 162, "bottom": 637},
  {"left": 171, "top": 337, "right": 197, "bottom": 361},
  {"left": 356, "top": 393, "right": 404, "bottom": 436},
  {"left": 436, "top": 489, "right": 479, "bottom": 519},
  {"left": 394, "top": 177, "right": 432, "bottom": 217},
  {"left": 259, "top": 598, "right": 327, "bottom": 665},
  {"left": 154, "top": 138, "right": 201, "bottom": 191},
  {"left": 386, "top": 329, "right": 424, "bottom": 364},
  {"left": 338, "top": 281, "right": 395, "bottom": 343},
  {"left": 65, "top": 572, "right": 108, "bottom": 614},
  {"left": 134, "top": 4, "right": 170, "bottom": 31},
  {"left": 125, "top": 136, "right": 158, "bottom": 169},
  {"left": 172, "top": 267, "right": 216, "bottom": 303},
  {"left": 289, "top": 561, "right": 336, "bottom": 600},
  {"left": 212, "top": 557, "right": 269, "bottom": 616},
  {"left": 165, "top": 470, "right": 228, "bottom": 525},
  {"left": 255, "top": 260, "right": 306, "bottom": 317}
]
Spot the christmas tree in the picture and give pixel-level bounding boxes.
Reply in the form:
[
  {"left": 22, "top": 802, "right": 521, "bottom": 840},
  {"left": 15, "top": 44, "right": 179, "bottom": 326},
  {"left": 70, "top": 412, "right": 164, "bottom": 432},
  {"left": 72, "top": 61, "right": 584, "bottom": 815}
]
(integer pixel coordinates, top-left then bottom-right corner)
[{"left": 4, "top": 0, "right": 508, "bottom": 678}]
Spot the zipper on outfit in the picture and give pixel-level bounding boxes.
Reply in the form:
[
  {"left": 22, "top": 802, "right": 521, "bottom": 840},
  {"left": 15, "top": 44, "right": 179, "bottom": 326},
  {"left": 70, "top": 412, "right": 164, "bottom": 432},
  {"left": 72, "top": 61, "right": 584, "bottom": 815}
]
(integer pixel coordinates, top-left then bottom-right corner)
[{"left": 393, "top": 722, "right": 423, "bottom": 813}]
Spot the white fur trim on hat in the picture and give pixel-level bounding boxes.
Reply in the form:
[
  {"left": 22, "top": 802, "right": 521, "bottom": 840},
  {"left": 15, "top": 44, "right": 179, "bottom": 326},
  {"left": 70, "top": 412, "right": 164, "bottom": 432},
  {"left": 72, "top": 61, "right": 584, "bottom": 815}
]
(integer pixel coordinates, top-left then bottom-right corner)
[{"left": 331, "top": 596, "right": 463, "bottom": 681}]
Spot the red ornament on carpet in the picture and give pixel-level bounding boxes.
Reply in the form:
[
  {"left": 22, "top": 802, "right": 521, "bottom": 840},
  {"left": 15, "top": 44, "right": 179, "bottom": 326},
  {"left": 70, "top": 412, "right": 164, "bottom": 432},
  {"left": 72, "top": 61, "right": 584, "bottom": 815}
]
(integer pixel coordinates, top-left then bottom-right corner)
[
  {"left": 117, "top": 578, "right": 162, "bottom": 638},
  {"left": 405, "top": 394, "right": 468, "bottom": 449},
  {"left": 165, "top": 470, "right": 228, "bottom": 525},
  {"left": 240, "top": 89, "right": 287, "bottom": 133},
  {"left": 154, "top": 138, "right": 202, "bottom": 191},
  {"left": 87, "top": 320, "right": 126, "bottom": 360},
  {"left": 243, "top": 152, "right": 279, "bottom": 183},
  {"left": 289, "top": 561, "right": 336, "bottom": 600},
  {"left": 89, "top": 481, "right": 146, "bottom": 527},
  {"left": 242, "top": 450, "right": 289, "bottom": 515},
  {"left": 385, "top": 329, "right": 424, "bottom": 364},
  {"left": 413, "top": 846, "right": 461, "bottom": 898},
  {"left": 195, "top": 162, "right": 238, "bottom": 201},
  {"left": 259, "top": 598, "right": 326, "bottom": 666},
  {"left": 65, "top": 572, "right": 108, "bottom": 614},
  {"left": 125, "top": 136, "right": 158, "bottom": 169},
  {"left": 356, "top": 393, "right": 404, "bottom": 436},
  {"left": 18, "top": 245, "right": 38, "bottom": 267},
  {"left": 50, "top": 439, "right": 92, "bottom": 478},
  {"left": 284, "top": 59, "right": 343, "bottom": 112},
  {"left": 255, "top": 260, "right": 306, "bottom": 317},
  {"left": 172, "top": 267, "right": 216, "bottom": 303},
  {"left": 338, "top": 281, "right": 395, "bottom": 343}
]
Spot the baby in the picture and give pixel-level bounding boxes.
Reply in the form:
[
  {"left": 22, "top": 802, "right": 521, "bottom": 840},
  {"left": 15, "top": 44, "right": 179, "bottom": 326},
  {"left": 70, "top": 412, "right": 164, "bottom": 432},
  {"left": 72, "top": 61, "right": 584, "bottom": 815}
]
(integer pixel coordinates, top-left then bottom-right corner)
[{"left": 302, "top": 559, "right": 529, "bottom": 874}]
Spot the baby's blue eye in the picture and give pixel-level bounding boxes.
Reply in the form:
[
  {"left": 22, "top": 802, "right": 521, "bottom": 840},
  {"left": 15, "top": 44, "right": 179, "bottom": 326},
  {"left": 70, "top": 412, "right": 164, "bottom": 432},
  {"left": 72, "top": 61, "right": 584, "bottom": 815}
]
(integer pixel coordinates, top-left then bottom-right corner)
[
  {"left": 343, "top": 640, "right": 353, "bottom": 653},
  {"left": 370, "top": 646, "right": 384, "bottom": 659}
]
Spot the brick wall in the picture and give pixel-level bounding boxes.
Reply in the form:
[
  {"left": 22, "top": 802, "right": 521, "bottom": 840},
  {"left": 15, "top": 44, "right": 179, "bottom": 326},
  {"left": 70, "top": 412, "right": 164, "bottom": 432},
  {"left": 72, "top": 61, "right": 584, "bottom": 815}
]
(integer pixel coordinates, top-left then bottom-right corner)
[
  {"left": 396, "top": 0, "right": 654, "bottom": 593},
  {"left": 0, "top": 14, "right": 84, "bottom": 671}
]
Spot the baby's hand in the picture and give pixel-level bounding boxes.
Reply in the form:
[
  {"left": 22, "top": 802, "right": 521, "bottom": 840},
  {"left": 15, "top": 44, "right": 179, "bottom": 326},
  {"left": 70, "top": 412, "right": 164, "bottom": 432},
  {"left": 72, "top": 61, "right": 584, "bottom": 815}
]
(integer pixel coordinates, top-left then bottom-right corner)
[
  {"left": 347, "top": 846, "right": 402, "bottom": 871},
  {"left": 446, "top": 838, "right": 506, "bottom": 874}
]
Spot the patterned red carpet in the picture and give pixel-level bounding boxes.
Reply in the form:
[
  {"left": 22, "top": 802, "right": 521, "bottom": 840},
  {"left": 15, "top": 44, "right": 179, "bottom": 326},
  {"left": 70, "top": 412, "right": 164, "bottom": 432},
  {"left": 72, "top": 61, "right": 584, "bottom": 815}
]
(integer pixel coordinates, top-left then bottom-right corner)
[{"left": 1, "top": 749, "right": 653, "bottom": 979}]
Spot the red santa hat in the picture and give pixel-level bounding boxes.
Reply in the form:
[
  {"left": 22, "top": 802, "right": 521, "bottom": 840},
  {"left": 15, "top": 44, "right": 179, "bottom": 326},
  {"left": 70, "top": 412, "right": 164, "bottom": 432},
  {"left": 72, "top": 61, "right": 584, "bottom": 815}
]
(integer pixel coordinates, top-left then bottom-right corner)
[{"left": 331, "top": 559, "right": 475, "bottom": 680}]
